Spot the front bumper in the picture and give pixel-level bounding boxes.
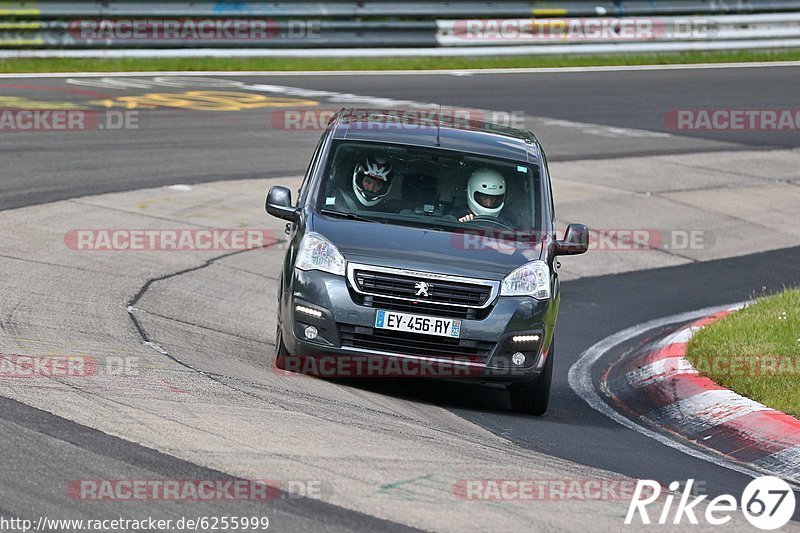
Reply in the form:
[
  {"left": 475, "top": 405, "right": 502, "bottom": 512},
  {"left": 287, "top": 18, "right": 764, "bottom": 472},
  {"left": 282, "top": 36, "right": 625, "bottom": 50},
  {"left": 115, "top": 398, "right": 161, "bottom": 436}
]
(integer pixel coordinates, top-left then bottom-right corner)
[{"left": 280, "top": 268, "right": 557, "bottom": 383}]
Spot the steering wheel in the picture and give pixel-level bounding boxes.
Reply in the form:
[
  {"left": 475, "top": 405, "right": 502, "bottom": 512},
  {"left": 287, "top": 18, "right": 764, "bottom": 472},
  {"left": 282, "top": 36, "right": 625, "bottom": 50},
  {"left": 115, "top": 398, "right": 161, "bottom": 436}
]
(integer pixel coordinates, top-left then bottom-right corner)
[{"left": 469, "top": 215, "right": 515, "bottom": 231}]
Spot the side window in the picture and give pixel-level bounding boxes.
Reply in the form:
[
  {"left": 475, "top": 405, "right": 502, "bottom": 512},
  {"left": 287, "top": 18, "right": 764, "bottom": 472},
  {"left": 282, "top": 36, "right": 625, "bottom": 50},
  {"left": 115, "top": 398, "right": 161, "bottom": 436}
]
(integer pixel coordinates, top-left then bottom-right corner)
[{"left": 297, "top": 132, "right": 326, "bottom": 205}]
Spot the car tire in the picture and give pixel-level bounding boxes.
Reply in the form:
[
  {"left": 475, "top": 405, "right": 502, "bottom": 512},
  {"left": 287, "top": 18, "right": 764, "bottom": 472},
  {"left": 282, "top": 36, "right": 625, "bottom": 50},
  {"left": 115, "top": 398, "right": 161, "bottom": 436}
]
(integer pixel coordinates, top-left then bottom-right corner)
[
  {"left": 508, "top": 339, "right": 553, "bottom": 416},
  {"left": 275, "top": 323, "right": 290, "bottom": 370}
]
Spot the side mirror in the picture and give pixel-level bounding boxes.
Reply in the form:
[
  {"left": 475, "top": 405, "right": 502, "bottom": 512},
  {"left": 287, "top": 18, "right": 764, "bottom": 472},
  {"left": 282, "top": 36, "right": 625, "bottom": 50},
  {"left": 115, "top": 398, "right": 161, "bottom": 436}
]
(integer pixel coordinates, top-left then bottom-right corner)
[
  {"left": 554, "top": 224, "right": 589, "bottom": 256},
  {"left": 265, "top": 186, "right": 300, "bottom": 222}
]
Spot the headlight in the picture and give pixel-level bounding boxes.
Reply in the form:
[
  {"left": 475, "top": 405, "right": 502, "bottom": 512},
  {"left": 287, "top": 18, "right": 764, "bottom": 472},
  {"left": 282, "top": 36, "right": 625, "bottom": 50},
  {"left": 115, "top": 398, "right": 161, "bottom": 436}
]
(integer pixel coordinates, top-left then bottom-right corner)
[
  {"left": 500, "top": 260, "right": 550, "bottom": 300},
  {"left": 296, "top": 232, "right": 345, "bottom": 276}
]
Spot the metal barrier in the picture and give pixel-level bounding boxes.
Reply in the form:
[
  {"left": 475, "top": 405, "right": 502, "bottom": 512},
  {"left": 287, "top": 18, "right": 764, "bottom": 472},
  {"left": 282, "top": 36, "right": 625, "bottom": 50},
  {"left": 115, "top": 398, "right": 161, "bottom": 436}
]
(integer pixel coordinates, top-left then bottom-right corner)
[
  {"left": 438, "top": 13, "right": 800, "bottom": 46},
  {"left": 0, "top": 20, "right": 440, "bottom": 48},
  {"left": 1, "top": 1, "right": 799, "bottom": 56},
  {"left": 2, "top": 1, "right": 800, "bottom": 18}
]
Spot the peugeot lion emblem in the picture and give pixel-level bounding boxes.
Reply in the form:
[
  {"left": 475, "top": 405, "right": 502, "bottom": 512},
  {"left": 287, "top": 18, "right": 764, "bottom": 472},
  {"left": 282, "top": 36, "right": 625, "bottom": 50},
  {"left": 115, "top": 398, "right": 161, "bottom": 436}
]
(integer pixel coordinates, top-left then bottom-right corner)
[{"left": 414, "top": 281, "right": 430, "bottom": 298}]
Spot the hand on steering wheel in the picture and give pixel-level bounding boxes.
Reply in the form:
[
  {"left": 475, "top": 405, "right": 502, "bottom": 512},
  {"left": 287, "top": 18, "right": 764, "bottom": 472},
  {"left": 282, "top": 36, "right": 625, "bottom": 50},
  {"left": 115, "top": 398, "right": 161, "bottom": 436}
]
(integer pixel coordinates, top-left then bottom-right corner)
[{"left": 459, "top": 213, "right": 515, "bottom": 230}]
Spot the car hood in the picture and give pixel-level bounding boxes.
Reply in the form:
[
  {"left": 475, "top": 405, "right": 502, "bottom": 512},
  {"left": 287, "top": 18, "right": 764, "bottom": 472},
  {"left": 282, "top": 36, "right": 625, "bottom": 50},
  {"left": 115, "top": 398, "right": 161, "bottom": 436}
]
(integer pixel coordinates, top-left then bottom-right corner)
[{"left": 310, "top": 212, "right": 542, "bottom": 280}]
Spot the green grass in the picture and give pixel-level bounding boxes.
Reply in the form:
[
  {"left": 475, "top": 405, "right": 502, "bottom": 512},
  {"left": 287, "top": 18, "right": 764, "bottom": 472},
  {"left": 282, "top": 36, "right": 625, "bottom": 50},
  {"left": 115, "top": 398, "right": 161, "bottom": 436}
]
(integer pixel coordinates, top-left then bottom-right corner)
[
  {"left": 1, "top": 48, "right": 800, "bottom": 73},
  {"left": 686, "top": 289, "right": 800, "bottom": 417}
]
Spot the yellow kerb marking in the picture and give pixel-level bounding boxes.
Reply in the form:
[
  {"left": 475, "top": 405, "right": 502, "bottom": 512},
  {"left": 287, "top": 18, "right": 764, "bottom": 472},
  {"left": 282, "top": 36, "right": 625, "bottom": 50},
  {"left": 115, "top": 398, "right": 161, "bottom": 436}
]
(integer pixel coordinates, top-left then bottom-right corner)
[
  {"left": 0, "top": 22, "right": 41, "bottom": 29},
  {"left": 532, "top": 8, "right": 568, "bottom": 16},
  {"left": 88, "top": 91, "right": 318, "bottom": 111},
  {"left": 0, "top": 1, "right": 39, "bottom": 16},
  {"left": 0, "top": 96, "right": 86, "bottom": 109},
  {"left": 0, "top": 38, "right": 44, "bottom": 45},
  {"left": 0, "top": 9, "right": 40, "bottom": 15}
]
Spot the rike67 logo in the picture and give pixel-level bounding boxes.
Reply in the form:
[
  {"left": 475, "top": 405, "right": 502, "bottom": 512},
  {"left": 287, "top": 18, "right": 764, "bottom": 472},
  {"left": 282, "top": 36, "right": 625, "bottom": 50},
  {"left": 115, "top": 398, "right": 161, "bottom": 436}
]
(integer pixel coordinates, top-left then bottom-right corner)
[{"left": 626, "top": 477, "right": 796, "bottom": 530}]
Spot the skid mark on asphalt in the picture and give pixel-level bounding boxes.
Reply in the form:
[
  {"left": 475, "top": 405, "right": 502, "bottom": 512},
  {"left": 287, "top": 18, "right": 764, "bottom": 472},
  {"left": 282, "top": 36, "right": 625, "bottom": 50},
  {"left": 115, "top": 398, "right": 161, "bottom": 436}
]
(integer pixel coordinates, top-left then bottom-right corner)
[
  {"left": 0, "top": 251, "right": 132, "bottom": 277},
  {"left": 215, "top": 261, "right": 281, "bottom": 281},
  {"left": 373, "top": 475, "right": 450, "bottom": 503},
  {"left": 136, "top": 307, "right": 272, "bottom": 346}
]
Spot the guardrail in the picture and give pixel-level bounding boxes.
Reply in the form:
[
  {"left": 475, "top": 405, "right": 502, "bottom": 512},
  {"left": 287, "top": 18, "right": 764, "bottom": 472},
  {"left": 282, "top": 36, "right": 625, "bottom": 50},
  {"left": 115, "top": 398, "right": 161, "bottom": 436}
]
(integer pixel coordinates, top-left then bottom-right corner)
[
  {"left": 2, "top": 1, "right": 800, "bottom": 18},
  {"left": 0, "top": 20, "right": 440, "bottom": 48},
  {"left": 1, "top": 2, "right": 799, "bottom": 57},
  {"left": 4, "top": 14, "right": 800, "bottom": 49},
  {"left": 438, "top": 13, "right": 800, "bottom": 46}
]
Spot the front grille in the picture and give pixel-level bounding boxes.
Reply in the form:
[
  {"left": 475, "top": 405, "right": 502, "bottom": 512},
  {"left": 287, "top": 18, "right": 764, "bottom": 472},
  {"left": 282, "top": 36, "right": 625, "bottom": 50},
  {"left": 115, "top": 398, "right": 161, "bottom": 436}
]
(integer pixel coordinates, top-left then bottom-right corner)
[
  {"left": 352, "top": 294, "right": 488, "bottom": 319},
  {"left": 339, "top": 324, "right": 494, "bottom": 361},
  {"left": 353, "top": 269, "right": 493, "bottom": 308}
]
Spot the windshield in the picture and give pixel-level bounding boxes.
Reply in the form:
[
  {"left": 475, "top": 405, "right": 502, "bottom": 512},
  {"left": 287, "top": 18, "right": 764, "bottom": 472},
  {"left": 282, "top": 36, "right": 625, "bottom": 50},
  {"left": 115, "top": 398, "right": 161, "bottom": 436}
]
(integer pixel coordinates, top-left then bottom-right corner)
[{"left": 316, "top": 141, "right": 544, "bottom": 233}]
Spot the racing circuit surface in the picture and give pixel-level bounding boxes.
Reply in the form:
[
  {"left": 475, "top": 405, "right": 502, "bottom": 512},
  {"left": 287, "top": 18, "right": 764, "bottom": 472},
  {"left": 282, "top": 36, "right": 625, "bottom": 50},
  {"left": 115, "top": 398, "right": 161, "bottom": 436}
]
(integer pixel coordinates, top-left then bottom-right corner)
[{"left": 1, "top": 64, "right": 800, "bottom": 530}]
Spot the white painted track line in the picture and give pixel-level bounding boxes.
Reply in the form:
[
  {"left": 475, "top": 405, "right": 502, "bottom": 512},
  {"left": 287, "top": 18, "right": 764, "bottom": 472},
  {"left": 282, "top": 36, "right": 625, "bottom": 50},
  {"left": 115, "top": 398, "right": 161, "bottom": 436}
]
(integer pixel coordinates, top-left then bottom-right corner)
[{"left": 0, "top": 60, "right": 800, "bottom": 79}]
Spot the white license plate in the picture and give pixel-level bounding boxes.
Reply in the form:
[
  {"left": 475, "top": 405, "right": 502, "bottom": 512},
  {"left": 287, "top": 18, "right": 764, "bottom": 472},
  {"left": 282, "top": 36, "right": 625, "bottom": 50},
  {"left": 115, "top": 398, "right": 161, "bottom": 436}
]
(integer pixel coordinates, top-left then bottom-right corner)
[{"left": 374, "top": 310, "right": 461, "bottom": 338}]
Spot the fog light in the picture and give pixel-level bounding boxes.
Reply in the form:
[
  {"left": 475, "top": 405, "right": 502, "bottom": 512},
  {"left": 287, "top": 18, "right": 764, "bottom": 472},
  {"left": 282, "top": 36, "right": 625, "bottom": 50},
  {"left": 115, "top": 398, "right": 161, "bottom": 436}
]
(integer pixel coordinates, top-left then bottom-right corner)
[
  {"left": 296, "top": 305, "right": 322, "bottom": 318},
  {"left": 512, "top": 334, "right": 540, "bottom": 343},
  {"left": 304, "top": 326, "right": 318, "bottom": 340},
  {"left": 511, "top": 352, "right": 526, "bottom": 366}
]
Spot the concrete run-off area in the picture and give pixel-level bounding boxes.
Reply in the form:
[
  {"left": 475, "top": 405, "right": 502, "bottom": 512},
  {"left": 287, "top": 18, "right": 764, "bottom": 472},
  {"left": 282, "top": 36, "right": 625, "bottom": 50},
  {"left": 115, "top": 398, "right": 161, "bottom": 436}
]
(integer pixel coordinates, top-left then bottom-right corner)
[{"left": 553, "top": 148, "right": 800, "bottom": 278}]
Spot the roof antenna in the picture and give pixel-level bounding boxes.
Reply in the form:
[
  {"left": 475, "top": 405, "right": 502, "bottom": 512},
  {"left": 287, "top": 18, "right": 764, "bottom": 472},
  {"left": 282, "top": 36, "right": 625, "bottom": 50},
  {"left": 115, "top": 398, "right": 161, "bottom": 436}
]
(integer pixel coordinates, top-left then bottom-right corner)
[{"left": 435, "top": 104, "right": 441, "bottom": 147}]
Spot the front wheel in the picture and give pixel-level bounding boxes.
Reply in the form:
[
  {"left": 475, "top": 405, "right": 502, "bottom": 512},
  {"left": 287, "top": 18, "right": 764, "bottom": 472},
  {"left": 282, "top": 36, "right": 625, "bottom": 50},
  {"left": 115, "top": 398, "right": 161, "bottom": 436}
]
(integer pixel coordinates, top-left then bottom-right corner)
[
  {"left": 508, "top": 339, "right": 553, "bottom": 416},
  {"left": 274, "top": 323, "right": 290, "bottom": 370}
]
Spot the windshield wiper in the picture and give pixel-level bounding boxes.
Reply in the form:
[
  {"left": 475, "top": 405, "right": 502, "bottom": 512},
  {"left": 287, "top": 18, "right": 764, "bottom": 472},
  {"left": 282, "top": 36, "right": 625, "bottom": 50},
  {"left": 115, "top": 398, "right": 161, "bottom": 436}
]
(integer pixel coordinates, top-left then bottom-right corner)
[{"left": 320, "top": 209, "right": 377, "bottom": 223}]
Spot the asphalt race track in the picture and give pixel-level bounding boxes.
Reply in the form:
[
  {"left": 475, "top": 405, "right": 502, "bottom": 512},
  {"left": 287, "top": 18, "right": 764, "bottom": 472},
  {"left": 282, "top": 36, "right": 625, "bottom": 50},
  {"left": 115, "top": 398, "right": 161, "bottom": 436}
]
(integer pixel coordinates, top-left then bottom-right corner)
[
  {"left": 4, "top": 65, "right": 799, "bottom": 211},
  {"left": 1, "top": 64, "right": 799, "bottom": 530}
]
